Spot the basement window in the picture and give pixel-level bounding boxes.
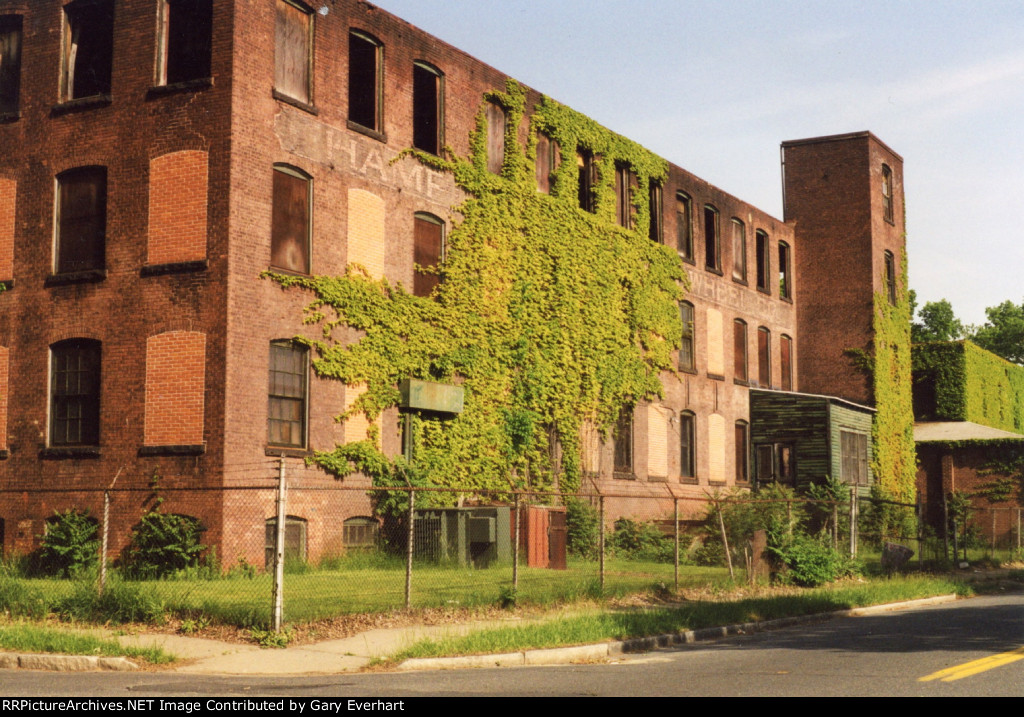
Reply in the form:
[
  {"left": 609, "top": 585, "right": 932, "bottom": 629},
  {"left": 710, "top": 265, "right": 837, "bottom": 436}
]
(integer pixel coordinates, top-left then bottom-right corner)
[
  {"left": 50, "top": 339, "right": 101, "bottom": 447},
  {"left": 676, "top": 192, "right": 693, "bottom": 262},
  {"left": 0, "top": 16, "right": 22, "bottom": 117},
  {"left": 577, "top": 148, "right": 596, "bottom": 213},
  {"left": 413, "top": 212, "right": 444, "bottom": 298},
  {"left": 158, "top": 0, "right": 212, "bottom": 86},
  {"left": 755, "top": 230, "right": 770, "bottom": 293},
  {"left": 268, "top": 341, "right": 308, "bottom": 448},
  {"left": 757, "top": 326, "right": 771, "bottom": 388},
  {"left": 270, "top": 165, "right": 311, "bottom": 274},
  {"left": 649, "top": 180, "right": 663, "bottom": 242},
  {"left": 485, "top": 101, "right": 505, "bottom": 175},
  {"left": 56, "top": 166, "right": 107, "bottom": 275},
  {"left": 704, "top": 205, "right": 720, "bottom": 272},
  {"left": 61, "top": 0, "right": 115, "bottom": 101},
  {"left": 731, "top": 218, "right": 746, "bottom": 283},
  {"left": 412, "top": 61, "right": 443, "bottom": 155},
  {"left": 778, "top": 241, "right": 792, "bottom": 300},
  {"left": 265, "top": 516, "right": 307, "bottom": 568},
  {"left": 884, "top": 250, "right": 897, "bottom": 305},
  {"left": 614, "top": 163, "right": 634, "bottom": 229},
  {"left": 349, "top": 30, "right": 382, "bottom": 133},
  {"left": 733, "top": 319, "right": 747, "bottom": 384}
]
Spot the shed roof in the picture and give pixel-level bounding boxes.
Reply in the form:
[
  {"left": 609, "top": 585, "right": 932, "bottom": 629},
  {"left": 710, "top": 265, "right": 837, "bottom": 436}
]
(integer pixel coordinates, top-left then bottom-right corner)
[{"left": 913, "top": 421, "right": 1024, "bottom": 443}]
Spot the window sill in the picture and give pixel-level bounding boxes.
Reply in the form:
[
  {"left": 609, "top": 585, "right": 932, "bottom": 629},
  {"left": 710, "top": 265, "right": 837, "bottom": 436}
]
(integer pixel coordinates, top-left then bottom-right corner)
[
  {"left": 734, "top": 378, "right": 749, "bottom": 387},
  {"left": 679, "top": 254, "right": 695, "bottom": 265},
  {"left": 41, "top": 446, "right": 101, "bottom": 459},
  {"left": 707, "top": 373, "right": 725, "bottom": 382},
  {"left": 732, "top": 277, "right": 748, "bottom": 287},
  {"left": 779, "top": 295, "right": 793, "bottom": 304},
  {"left": 679, "top": 476, "right": 699, "bottom": 485},
  {"left": 0, "top": 111, "right": 20, "bottom": 124},
  {"left": 679, "top": 366, "right": 697, "bottom": 375},
  {"left": 756, "top": 286, "right": 771, "bottom": 296},
  {"left": 705, "top": 266, "right": 723, "bottom": 277},
  {"left": 647, "top": 474, "right": 668, "bottom": 483},
  {"left": 273, "top": 90, "right": 318, "bottom": 116},
  {"left": 139, "top": 444, "right": 205, "bottom": 457},
  {"left": 266, "top": 265, "right": 310, "bottom": 278},
  {"left": 708, "top": 480, "right": 727, "bottom": 487},
  {"left": 45, "top": 269, "right": 107, "bottom": 286},
  {"left": 265, "top": 446, "right": 311, "bottom": 458},
  {"left": 141, "top": 260, "right": 208, "bottom": 277},
  {"left": 148, "top": 78, "right": 214, "bottom": 98},
  {"left": 52, "top": 95, "right": 112, "bottom": 115},
  {"left": 347, "top": 120, "right": 386, "bottom": 143},
  {"left": 612, "top": 471, "right": 636, "bottom": 481}
]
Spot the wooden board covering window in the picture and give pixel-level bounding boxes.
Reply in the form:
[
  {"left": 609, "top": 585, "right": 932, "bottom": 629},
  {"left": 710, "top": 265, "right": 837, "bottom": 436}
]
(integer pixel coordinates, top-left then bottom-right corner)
[
  {"left": 733, "top": 320, "right": 747, "bottom": 382},
  {"left": 413, "top": 214, "right": 443, "bottom": 297},
  {"left": 275, "top": 1, "right": 310, "bottom": 103},
  {"left": 271, "top": 168, "right": 309, "bottom": 273},
  {"left": 758, "top": 327, "right": 771, "bottom": 388},
  {"left": 486, "top": 102, "right": 505, "bottom": 174},
  {"left": 781, "top": 335, "right": 793, "bottom": 391}
]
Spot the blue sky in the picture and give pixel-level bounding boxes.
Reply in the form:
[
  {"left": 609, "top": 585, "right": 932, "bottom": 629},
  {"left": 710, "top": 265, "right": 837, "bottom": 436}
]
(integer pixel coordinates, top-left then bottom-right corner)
[{"left": 372, "top": 0, "right": 1024, "bottom": 326}]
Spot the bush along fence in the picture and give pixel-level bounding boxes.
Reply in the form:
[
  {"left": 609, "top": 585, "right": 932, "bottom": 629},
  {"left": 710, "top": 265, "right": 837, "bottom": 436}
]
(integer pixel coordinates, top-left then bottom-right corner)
[{"left": 0, "top": 472, "right": 1014, "bottom": 631}]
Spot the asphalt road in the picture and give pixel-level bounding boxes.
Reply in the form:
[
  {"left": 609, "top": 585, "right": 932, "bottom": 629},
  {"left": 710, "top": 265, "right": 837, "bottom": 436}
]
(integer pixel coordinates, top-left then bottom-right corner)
[{"left": 2, "top": 591, "right": 1022, "bottom": 697}]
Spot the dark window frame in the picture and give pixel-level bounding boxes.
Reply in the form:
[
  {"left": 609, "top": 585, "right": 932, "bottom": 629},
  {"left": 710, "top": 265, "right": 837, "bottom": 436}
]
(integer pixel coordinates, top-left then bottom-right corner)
[
  {"left": 731, "top": 218, "right": 746, "bottom": 284},
  {"left": 268, "top": 340, "right": 308, "bottom": 449},
  {"left": 778, "top": 241, "right": 792, "bottom": 301},
  {"left": 676, "top": 192, "right": 693, "bottom": 262},
  {"left": 648, "top": 180, "right": 663, "bottom": 242},
  {"left": 735, "top": 420, "right": 749, "bottom": 484},
  {"left": 614, "top": 163, "right": 634, "bottom": 229},
  {"left": 535, "top": 131, "right": 559, "bottom": 194},
  {"left": 412, "top": 211, "right": 445, "bottom": 298},
  {"left": 157, "top": 0, "right": 212, "bottom": 87},
  {"left": 270, "top": 164, "right": 312, "bottom": 275},
  {"left": 612, "top": 405, "right": 634, "bottom": 477},
  {"left": 348, "top": 29, "right": 383, "bottom": 134},
  {"left": 881, "top": 164, "right": 894, "bottom": 224},
  {"left": 0, "top": 15, "right": 22, "bottom": 118},
  {"left": 780, "top": 334, "right": 793, "bottom": 391},
  {"left": 884, "top": 250, "right": 897, "bottom": 306},
  {"left": 756, "top": 442, "right": 795, "bottom": 486},
  {"left": 755, "top": 230, "right": 770, "bottom": 293},
  {"left": 704, "top": 204, "right": 721, "bottom": 273},
  {"left": 679, "top": 410, "right": 696, "bottom": 483},
  {"left": 733, "top": 318, "right": 748, "bottom": 385},
  {"left": 757, "top": 326, "right": 771, "bottom": 389},
  {"left": 61, "top": 0, "right": 115, "bottom": 102},
  {"left": 679, "top": 301, "right": 696, "bottom": 373},
  {"left": 412, "top": 60, "right": 443, "bottom": 155},
  {"left": 55, "top": 166, "right": 107, "bottom": 276},
  {"left": 50, "top": 339, "right": 101, "bottom": 447},
  {"left": 577, "top": 148, "right": 596, "bottom": 213},
  {"left": 485, "top": 100, "right": 505, "bottom": 175}
]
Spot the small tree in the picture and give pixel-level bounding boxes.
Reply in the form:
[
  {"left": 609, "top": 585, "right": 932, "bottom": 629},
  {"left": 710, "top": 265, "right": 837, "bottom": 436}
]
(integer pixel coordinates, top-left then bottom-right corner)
[
  {"left": 121, "top": 512, "right": 206, "bottom": 579},
  {"left": 35, "top": 510, "right": 99, "bottom": 578}
]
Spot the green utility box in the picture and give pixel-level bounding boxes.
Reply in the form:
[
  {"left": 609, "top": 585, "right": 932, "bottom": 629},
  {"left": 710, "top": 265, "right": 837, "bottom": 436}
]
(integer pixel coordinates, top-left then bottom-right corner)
[{"left": 413, "top": 506, "right": 511, "bottom": 568}]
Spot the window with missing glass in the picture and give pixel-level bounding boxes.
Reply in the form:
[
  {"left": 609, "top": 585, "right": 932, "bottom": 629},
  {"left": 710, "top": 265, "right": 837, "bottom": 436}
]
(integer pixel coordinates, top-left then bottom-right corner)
[
  {"left": 680, "top": 411, "right": 696, "bottom": 482},
  {"left": 704, "top": 205, "right": 720, "bottom": 272},
  {"left": 158, "top": 0, "right": 212, "bottom": 86},
  {"left": 731, "top": 218, "right": 746, "bottom": 283},
  {"left": 349, "top": 30, "right": 382, "bottom": 132},
  {"left": 676, "top": 192, "right": 693, "bottom": 261},
  {"left": 412, "top": 61, "right": 443, "bottom": 154},
  {"left": 61, "top": 0, "right": 114, "bottom": 101},
  {"left": 0, "top": 16, "right": 22, "bottom": 116}
]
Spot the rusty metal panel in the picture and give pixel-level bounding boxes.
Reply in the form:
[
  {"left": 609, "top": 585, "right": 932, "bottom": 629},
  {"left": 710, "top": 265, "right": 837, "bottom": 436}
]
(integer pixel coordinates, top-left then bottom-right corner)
[{"left": 398, "top": 379, "right": 464, "bottom": 414}]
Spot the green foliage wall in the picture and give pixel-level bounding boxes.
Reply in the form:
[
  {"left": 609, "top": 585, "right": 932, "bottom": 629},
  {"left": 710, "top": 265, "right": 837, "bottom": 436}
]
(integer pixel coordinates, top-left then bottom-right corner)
[{"left": 272, "top": 80, "right": 687, "bottom": 495}]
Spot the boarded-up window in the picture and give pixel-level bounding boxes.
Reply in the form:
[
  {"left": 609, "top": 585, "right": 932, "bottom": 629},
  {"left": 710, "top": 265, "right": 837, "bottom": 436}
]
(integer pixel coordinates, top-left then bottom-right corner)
[
  {"left": 56, "top": 167, "right": 106, "bottom": 274},
  {"left": 706, "top": 307, "right": 724, "bottom": 377},
  {"left": 275, "top": 0, "right": 311, "bottom": 103},
  {"left": 758, "top": 326, "right": 771, "bottom": 388},
  {"left": 0, "top": 16, "right": 22, "bottom": 115},
  {"left": 50, "top": 339, "right": 101, "bottom": 446},
  {"left": 413, "top": 212, "right": 444, "bottom": 298},
  {"left": 680, "top": 411, "right": 695, "bottom": 482},
  {"left": 615, "top": 164, "right": 634, "bottom": 228},
  {"left": 679, "top": 301, "right": 695, "bottom": 372},
  {"left": 707, "top": 413, "right": 725, "bottom": 484},
  {"left": 781, "top": 334, "right": 793, "bottom": 391},
  {"left": 733, "top": 319, "right": 747, "bottom": 383},
  {"left": 577, "top": 148, "right": 596, "bottom": 212},
  {"left": 884, "top": 250, "right": 897, "bottom": 306},
  {"left": 485, "top": 101, "right": 505, "bottom": 175},
  {"left": 649, "top": 181, "right": 663, "bottom": 242},
  {"left": 648, "top": 405, "right": 668, "bottom": 478},
  {"left": 840, "top": 431, "right": 868, "bottom": 486},
  {"left": 348, "top": 30, "right": 381, "bottom": 130},
  {"left": 271, "top": 165, "right": 310, "bottom": 274},
  {"left": 613, "top": 405, "right": 633, "bottom": 476},
  {"left": 778, "top": 241, "right": 792, "bottom": 299},
  {"left": 735, "top": 421, "right": 749, "bottom": 484},
  {"left": 265, "top": 516, "right": 307, "bottom": 567},
  {"left": 676, "top": 192, "right": 692, "bottom": 261},
  {"left": 268, "top": 341, "right": 307, "bottom": 447},
  {"left": 704, "top": 205, "right": 719, "bottom": 271},
  {"left": 412, "top": 61, "right": 442, "bottom": 154},
  {"left": 159, "top": 0, "right": 212, "bottom": 85},
  {"left": 755, "top": 230, "right": 770, "bottom": 293},
  {"left": 881, "top": 164, "right": 894, "bottom": 223},
  {"left": 535, "top": 132, "right": 559, "bottom": 193},
  {"left": 62, "top": 0, "right": 114, "bottom": 101},
  {"left": 731, "top": 218, "right": 746, "bottom": 282}
]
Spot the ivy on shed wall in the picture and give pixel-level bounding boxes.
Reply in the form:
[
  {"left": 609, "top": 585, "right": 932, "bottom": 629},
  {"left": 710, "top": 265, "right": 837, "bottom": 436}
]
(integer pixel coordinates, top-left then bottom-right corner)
[{"left": 271, "top": 80, "right": 687, "bottom": 496}]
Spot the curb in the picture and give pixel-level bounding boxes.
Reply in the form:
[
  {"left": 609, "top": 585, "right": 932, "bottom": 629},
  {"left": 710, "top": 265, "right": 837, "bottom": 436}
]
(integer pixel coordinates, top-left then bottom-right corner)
[
  {"left": 394, "top": 593, "right": 959, "bottom": 671},
  {"left": 0, "top": 652, "right": 138, "bottom": 672}
]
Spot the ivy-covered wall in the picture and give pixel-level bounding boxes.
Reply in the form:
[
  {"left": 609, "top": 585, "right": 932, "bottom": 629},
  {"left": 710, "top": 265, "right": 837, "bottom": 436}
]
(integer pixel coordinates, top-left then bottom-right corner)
[{"left": 272, "top": 80, "right": 687, "bottom": 497}]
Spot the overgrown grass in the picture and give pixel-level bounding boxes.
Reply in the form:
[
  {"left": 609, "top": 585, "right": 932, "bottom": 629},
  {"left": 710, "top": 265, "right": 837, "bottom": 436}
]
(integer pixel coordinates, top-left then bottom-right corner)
[
  {"left": 390, "top": 575, "right": 967, "bottom": 660},
  {"left": 0, "top": 622, "right": 175, "bottom": 664}
]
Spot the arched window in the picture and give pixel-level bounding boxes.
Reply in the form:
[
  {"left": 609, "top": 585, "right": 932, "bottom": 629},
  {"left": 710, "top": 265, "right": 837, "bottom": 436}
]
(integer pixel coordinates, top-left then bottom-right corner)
[
  {"left": 349, "top": 30, "right": 383, "bottom": 132},
  {"left": 412, "top": 61, "right": 443, "bottom": 154},
  {"left": 265, "top": 515, "right": 307, "bottom": 567},
  {"left": 757, "top": 326, "right": 771, "bottom": 388},
  {"left": 778, "top": 241, "right": 792, "bottom": 300},
  {"left": 704, "top": 205, "right": 720, "bottom": 272},
  {"left": 881, "top": 164, "right": 894, "bottom": 223},
  {"left": 731, "top": 218, "right": 746, "bottom": 283},
  {"left": 271, "top": 164, "right": 311, "bottom": 274},
  {"left": 344, "top": 516, "right": 380, "bottom": 549},
  {"left": 413, "top": 212, "right": 444, "bottom": 297}
]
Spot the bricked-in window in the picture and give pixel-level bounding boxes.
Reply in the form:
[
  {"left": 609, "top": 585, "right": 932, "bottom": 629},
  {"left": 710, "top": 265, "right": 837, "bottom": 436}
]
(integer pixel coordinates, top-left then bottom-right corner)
[
  {"left": 61, "top": 0, "right": 114, "bottom": 101},
  {"left": 485, "top": 101, "right": 505, "bottom": 175},
  {"left": 778, "top": 241, "right": 792, "bottom": 300},
  {"left": 413, "top": 212, "right": 444, "bottom": 298},
  {"left": 56, "top": 167, "right": 106, "bottom": 275},
  {"left": 535, "top": 132, "right": 559, "bottom": 193},
  {"left": 840, "top": 430, "right": 868, "bottom": 485},
  {"left": 680, "top": 410, "right": 696, "bottom": 482},
  {"left": 704, "top": 205, "right": 720, "bottom": 272},
  {"left": 268, "top": 341, "right": 307, "bottom": 448},
  {"left": 731, "top": 218, "right": 746, "bottom": 283},
  {"left": 158, "top": 0, "right": 212, "bottom": 85},
  {"left": 884, "top": 250, "right": 897, "bottom": 306},
  {"left": 412, "top": 61, "right": 443, "bottom": 155},
  {"left": 679, "top": 301, "right": 695, "bottom": 372},
  {"left": 781, "top": 334, "right": 793, "bottom": 391},
  {"left": 613, "top": 405, "right": 633, "bottom": 476},
  {"left": 265, "top": 516, "right": 306, "bottom": 567},
  {"left": 648, "top": 180, "right": 663, "bottom": 242},
  {"left": 615, "top": 163, "right": 634, "bottom": 229},
  {"left": 676, "top": 192, "right": 693, "bottom": 262},
  {"left": 50, "top": 339, "right": 101, "bottom": 447},
  {"left": 755, "top": 230, "right": 770, "bottom": 293},
  {"left": 735, "top": 420, "right": 749, "bottom": 484},
  {"left": 733, "top": 319, "right": 747, "bottom": 383},
  {"left": 757, "top": 326, "right": 770, "bottom": 388},
  {"left": 0, "top": 16, "right": 22, "bottom": 116},
  {"left": 349, "top": 30, "right": 382, "bottom": 131},
  {"left": 881, "top": 164, "right": 894, "bottom": 223},
  {"left": 271, "top": 165, "right": 310, "bottom": 274},
  {"left": 275, "top": 0, "right": 312, "bottom": 104},
  {"left": 577, "top": 148, "right": 595, "bottom": 213}
]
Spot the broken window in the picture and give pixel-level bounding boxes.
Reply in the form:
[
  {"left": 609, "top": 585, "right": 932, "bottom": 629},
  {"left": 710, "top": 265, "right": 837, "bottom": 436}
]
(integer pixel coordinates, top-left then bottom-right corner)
[
  {"left": 614, "top": 163, "right": 634, "bottom": 228},
  {"left": 485, "top": 101, "right": 505, "bottom": 174},
  {"left": 680, "top": 411, "right": 696, "bottom": 481},
  {"left": 349, "top": 30, "right": 382, "bottom": 131},
  {"left": 275, "top": 0, "right": 312, "bottom": 104},
  {"left": 648, "top": 180, "right": 663, "bottom": 242},
  {"left": 704, "top": 205, "right": 720, "bottom": 272},
  {"left": 577, "top": 149, "right": 596, "bottom": 213},
  {"left": 535, "top": 132, "right": 559, "bottom": 193},
  {"left": 158, "top": 0, "right": 212, "bottom": 85},
  {"left": 781, "top": 334, "right": 793, "bottom": 391},
  {"left": 735, "top": 421, "right": 749, "bottom": 484},
  {"left": 733, "top": 319, "right": 747, "bottom": 383},
  {"left": 884, "top": 250, "right": 897, "bottom": 306},
  {"left": 755, "top": 230, "right": 770, "bottom": 293},
  {"left": 412, "top": 61, "right": 443, "bottom": 154},
  {"left": 50, "top": 339, "right": 101, "bottom": 447},
  {"left": 613, "top": 405, "right": 633, "bottom": 475},
  {"left": 757, "top": 326, "right": 770, "bottom": 388},
  {"left": 413, "top": 212, "right": 444, "bottom": 298},
  {"left": 778, "top": 241, "right": 792, "bottom": 300},
  {"left": 62, "top": 0, "right": 114, "bottom": 101},
  {"left": 881, "top": 164, "right": 894, "bottom": 223},
  {"left": 0, "top": 16, "right": 22, "bottom": 116},
  {"left": 270, "top": 165, "right": 311, "bottom": 274},
  {"left": 679, "top": 301, "right": 695, "bottom": 372},
  {"left": 268, "top": 340, "right": 307, "bottom": 448},
  {"left": 676, "top": 192, "right": 693, "bottom": 261},
  {"left": 731, "top": 218, "right": 746, "bottom": 282},
  {"left": 840, "top": 431, "right": 868, "bottom": 485},
  {"left": 56, "top": 166, "right": 106, "bottom": 274}
]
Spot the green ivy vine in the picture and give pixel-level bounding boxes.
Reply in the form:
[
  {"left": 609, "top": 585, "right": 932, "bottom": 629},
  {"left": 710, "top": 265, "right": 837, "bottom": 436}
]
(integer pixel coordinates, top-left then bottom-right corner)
[{"left": 270, "top": 79, "right": 687, "bottom": 498}]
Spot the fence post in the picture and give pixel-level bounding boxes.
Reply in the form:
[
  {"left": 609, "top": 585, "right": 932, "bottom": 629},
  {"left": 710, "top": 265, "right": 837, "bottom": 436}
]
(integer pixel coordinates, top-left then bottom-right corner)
[
  {"left": 848, "top": 487, "right": 857, "bottom": 558},
  {"left": 991, "top": 509, "right": 997, "bottom": 556},
  {"left": 405, "top": 489, "right": 415, "bottom": 610},
  {"left": 99, "top": 490, "right": 110, "bottom": 597},
  {"left": 512, "top": 492, "right": 520, "bottom": 592},
  {"left": 271, "top": 455, "right": 287, "bottom": 632},
  {"left": 599, "top": 496, "right": 605, "bottom": 593},
  {"left": 943, "top": 495, "right": 950, "bottom": 562},
  {"left": 1018, "top": 508, "right": 1021, "bottom": 554},
  {"left": 673, "top": 498, "right": 679, "bottom": 592},
  {"left": 717, "top": 500, "right": 734, "bottom": 581},
  {"left": 831, "top": 500, "right": 838, "bottom": 551}
]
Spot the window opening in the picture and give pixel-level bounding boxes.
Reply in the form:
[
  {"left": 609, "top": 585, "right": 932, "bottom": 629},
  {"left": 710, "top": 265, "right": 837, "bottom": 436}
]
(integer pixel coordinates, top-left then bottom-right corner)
[
  {"left": 412, "top": 61, "right": 443, "bottom": 155},
  {"left": 757, "top": 326, "right": 770, "bottom": 388},
  {"left": 348, "top": 30, "right": 381, "bottom": 131},
  {"left": 535, "top": 132, "right": 559, "bottom": 193},
  {"left": 265, "top": 516, "right": 307, "bottom": 567},
  {"left": 614, "top": 163, "right": 634, "bottom": 229},
  {"left": 62, "top": 0, "right": 114, "bottom": 101},
  {"left": 680, "top": 411, "right": 695, "bottom": 481},
  {"left": 733, "top": 319, "right": 747, "bottom": 383},
  {"left": 270, "top": 165, "right": 311, "bottom": 274},
  {"left": 755, "top": 230, "right": 769, "bottom": 293},
  {"left": 676, "top": 192, "right": 692, "bottom": 261},
  {"left": 884, "top": 250, "right": 897, "bottom": 306},
  {"left": 268, "top": 341, "right": 308, "bottom": 447},
  {"left": 756, "top": 443, "right": 795, "bottom": 485},
  {"left": 778, "top": 241, "right": 791, "bottom": 300},
  {"left": 56, "top": 167, "right": 107, "bottom": 274},
  {"left": 731, "top": 218, "right": 746, "bottom": 282},
  {"left": 840, "top": 431, "right": 868, "bottom": 486},
  {"left": 613, "top": 405, "right": 633, "bottom": 475},
  {"left": 704, "top": 205, "right": 720, "bottom": 271},
  {"left": 0, "top": 16, "right": 22, "bottom": 116},
  {"left": 780, "top": 334, "right": 793, "bottom": 391},
  {"left": 679, "top": 301, "right": 695, "bottom": 372},
  {"left": 881, "top": 164, "right": 894, "bottom": 223},
  {"left": 649, "top": 181, "right": 663, "bottom": 242},
  {"left": 159, "top": 0, "right": 212, "bottom": 85},
  {"left": 343, "top": 517, "right": 379, "bottom": 549},
  {"left": 413, "top": 212, "right": 444, "bottom": 298},
  {"left": 577, "top": 148, "right": 595, "bottom": 213},
  {"left": 50, "top": 339, "right": 101, "bottom": 446},
  {"left": 735, "top": 421, "right": 749, "bottom": 483},
  {"left": 485, "top": 101, "right": 505, "bottom": 175}
]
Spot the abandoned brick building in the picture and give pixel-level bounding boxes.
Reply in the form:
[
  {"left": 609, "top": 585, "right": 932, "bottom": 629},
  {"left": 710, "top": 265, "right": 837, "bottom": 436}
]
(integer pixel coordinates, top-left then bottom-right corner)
[{"left": 0, "top": 0, "right": 907, "bottom": 564}]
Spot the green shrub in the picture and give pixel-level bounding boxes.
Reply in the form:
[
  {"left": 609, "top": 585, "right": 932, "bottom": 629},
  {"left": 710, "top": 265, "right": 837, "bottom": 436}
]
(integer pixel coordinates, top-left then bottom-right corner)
[
  {"left": 36, "top": 510, "right": 100, "bottom": 578},
  {"left": 566, "top": 498, "right": 600, "bottom": 559},
  {"left": 0, "top": 575, "right": 49, "bottom": 619},
  {"left": 696, "top": 486, "right": 801, "bottom": 567},
  {"left": 121, "top": 512, "right": 206, "bottom": 579},
  {"left": 768, "top": 533, "right": 857, "bottom": 587},
  {"left": 608, "top": 518, "right": 675, "bottom": 562}
]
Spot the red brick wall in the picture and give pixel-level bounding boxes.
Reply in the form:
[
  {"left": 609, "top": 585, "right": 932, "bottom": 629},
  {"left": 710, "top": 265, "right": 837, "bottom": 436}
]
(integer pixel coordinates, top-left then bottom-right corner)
[
  {"left": 0, "top": 178, "right": 14, "bottom": 281},
  {"left": 144, "top": 331, "right": 206, "bottom": 447},
  {"left": 147, "top": 151, "right": 209, "bottom": 265}
]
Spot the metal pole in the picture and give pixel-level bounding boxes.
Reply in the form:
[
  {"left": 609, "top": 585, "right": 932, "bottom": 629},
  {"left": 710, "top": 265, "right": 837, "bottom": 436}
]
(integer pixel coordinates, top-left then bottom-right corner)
[
  {"left": 272, "top": 455, "right": 287, "bottom": 632},
  {"left": 99, "top": 490, "right": 110, "bottom": 596},
  {"left": 991, "top": 509, "right": 997, "bottom": 556},
  {"left": 1018, "top": 508, "right": 1021, "bottom": 554},
  {"left": 599, "top": 496, "right": 605, "bottom": 593},
  {"left": 673, "top": 498, "right": 679, "bottom": 592},
  {"left": 717, "top": 501, "right": 734, "bottom": 581},
  {"left": 831, "top": 501, "right": 838, "bottom": 551},
  {"left": 943, "top": 494, "right": 950, "bottom": 562},
  {"left": 512, "top": 492, "right": 520, "bottom": 592},
  {"left": 849, "top": 487, "right": 857, "bottom": 558},
  {"left": 405, "top": 489, "right": 415, "bottom": 609}
]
